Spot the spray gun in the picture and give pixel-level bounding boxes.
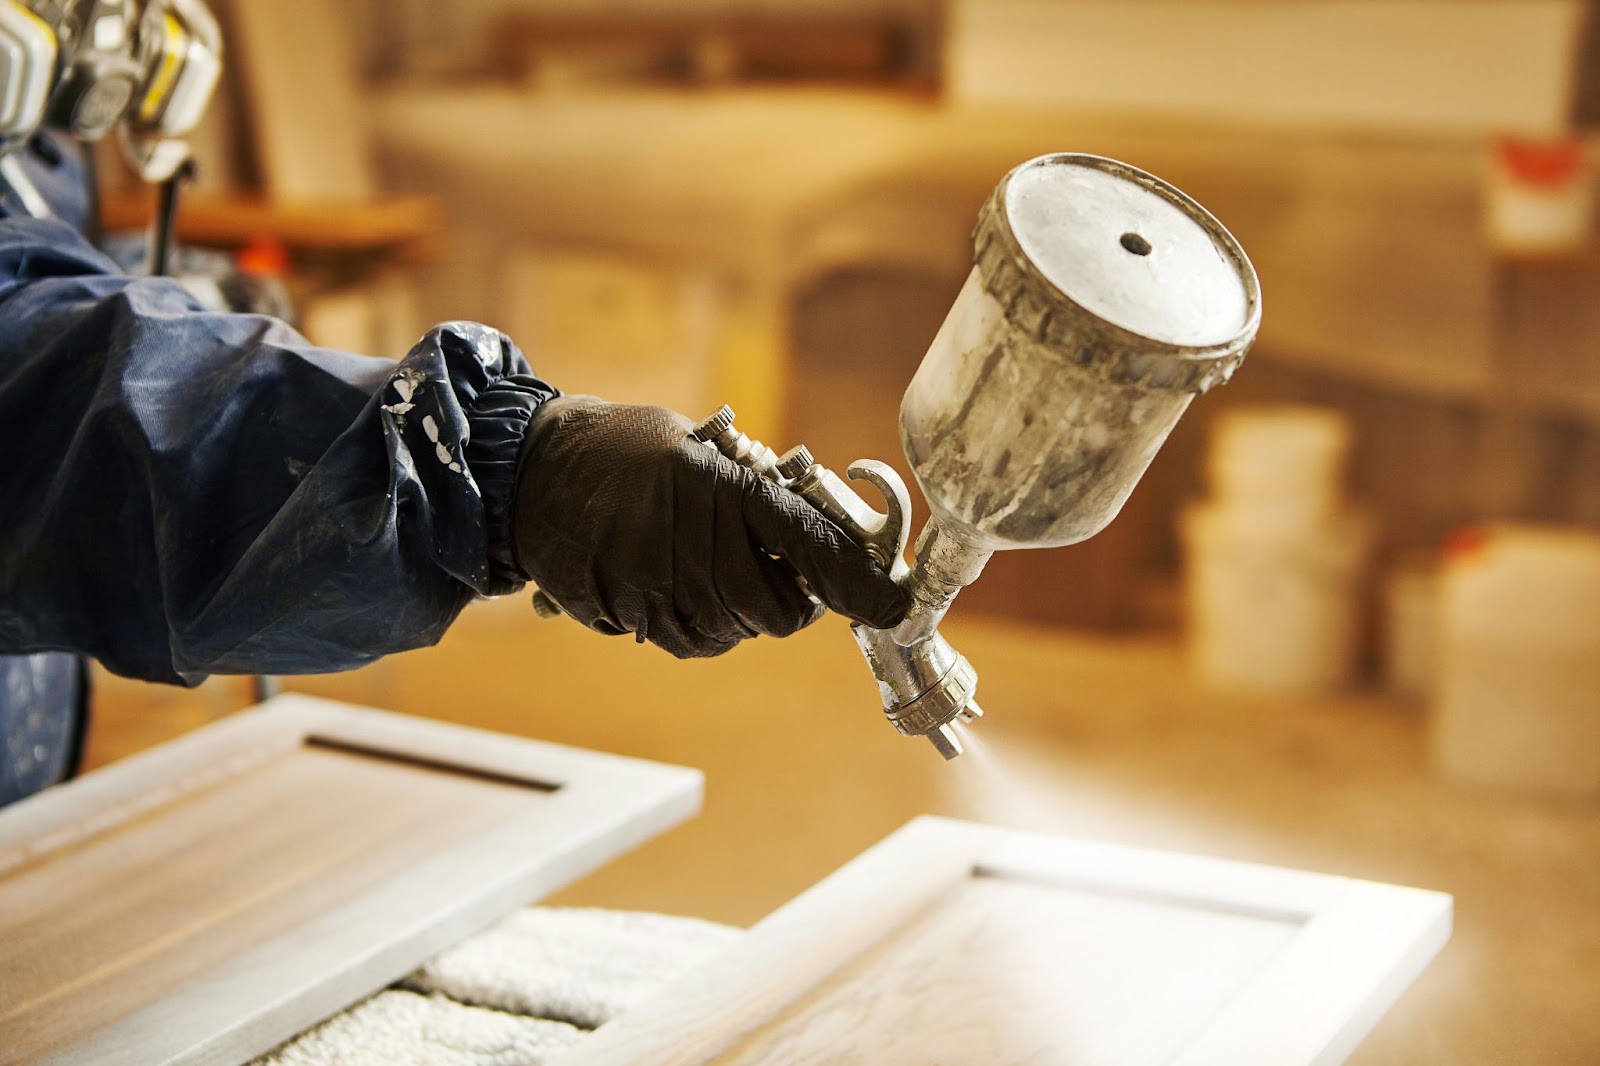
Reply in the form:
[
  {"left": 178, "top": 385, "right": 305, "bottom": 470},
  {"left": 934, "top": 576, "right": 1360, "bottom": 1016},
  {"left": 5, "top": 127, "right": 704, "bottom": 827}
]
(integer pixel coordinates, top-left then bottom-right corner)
[
  {"left": 687, "top": 405, "right": 982, "bottom": 758},
  {"left": 536, "top": 154, "right": 1260, "bottom": 759}
]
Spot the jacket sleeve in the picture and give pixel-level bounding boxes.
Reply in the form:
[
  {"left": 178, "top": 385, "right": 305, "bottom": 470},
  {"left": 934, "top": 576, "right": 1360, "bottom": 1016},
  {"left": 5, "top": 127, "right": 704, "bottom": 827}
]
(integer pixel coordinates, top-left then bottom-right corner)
[{"left": 0, "top": 217, "right": 557, "bottom": 683}]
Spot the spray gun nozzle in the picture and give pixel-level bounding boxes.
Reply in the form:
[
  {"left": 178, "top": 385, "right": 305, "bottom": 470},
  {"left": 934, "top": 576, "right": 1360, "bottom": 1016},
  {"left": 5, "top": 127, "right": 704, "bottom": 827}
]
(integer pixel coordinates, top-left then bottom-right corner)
[
  {"left": 852, "top": 622, "right": 979, "bottom": 758},
  {"left": 929, "top": 723, "right": 964, "bottom": 760}
]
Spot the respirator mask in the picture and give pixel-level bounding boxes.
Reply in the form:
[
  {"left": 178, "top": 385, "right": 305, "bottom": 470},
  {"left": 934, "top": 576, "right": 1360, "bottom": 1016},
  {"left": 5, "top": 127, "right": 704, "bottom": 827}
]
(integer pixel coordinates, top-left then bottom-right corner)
[{"left": 0, "top": 0, "right": 221, "bottom": 182}]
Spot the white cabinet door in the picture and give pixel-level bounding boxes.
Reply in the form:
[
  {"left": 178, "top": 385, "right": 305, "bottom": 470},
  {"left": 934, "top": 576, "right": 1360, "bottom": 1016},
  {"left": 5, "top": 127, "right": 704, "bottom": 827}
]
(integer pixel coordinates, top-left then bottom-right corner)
[
  {"left": 0, "top": 695, "right": 701, "bottom": 1066},
  {"left": 557, "top": 816, "right": 1451, "bottom": 1066}
]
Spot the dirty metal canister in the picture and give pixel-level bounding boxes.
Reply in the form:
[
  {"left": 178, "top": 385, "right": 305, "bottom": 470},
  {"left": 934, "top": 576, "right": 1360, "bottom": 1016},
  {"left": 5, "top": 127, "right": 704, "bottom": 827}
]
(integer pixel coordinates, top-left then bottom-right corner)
[{"left": 899, "top": 153, "right": 1262, "bottom": 552}]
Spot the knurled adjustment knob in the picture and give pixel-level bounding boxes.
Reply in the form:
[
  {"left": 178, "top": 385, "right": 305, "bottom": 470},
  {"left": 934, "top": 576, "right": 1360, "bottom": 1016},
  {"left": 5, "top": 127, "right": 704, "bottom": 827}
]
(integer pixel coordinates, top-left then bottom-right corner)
[
  {"left": 692, "top": 405, "right": 736, "bottom": 443},
  {"left": 777, "top": 445, "right": 815, "bottom": 480},
  {"left": 531, "top": 588, "right": 563, "bottom": 619}
]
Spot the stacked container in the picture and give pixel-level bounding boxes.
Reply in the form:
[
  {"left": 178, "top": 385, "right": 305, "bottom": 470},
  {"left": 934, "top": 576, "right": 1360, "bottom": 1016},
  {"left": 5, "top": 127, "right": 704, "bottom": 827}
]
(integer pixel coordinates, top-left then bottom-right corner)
[
  {"left": 1381, "top": 559, "right": 1440, "bottom": 703},
  {"left": 1431, "top": 526, "right": 1600, "bottom": 798},
  {"left": 1183, "top": 405, "right": 1372, "bottom": 692}
]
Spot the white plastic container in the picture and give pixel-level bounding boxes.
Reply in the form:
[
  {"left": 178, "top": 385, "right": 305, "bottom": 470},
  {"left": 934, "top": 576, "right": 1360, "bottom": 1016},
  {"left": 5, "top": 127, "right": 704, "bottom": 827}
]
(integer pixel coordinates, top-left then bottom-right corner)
[
  {"left": 1183, "top": 404, "right": 1370, "bottom": 693},
  {"left": 1183, "top": 502, "right": 1373, "bottom": 693},
  {"left": 1206, "top": 404, "right": 1351, "bottom": 529},
  {"left": 1431, "top": 525, "right": 1600, "bottom": 797},
  {"left": 1485, "top": 136, "right": 1596, "bottom": 253}
]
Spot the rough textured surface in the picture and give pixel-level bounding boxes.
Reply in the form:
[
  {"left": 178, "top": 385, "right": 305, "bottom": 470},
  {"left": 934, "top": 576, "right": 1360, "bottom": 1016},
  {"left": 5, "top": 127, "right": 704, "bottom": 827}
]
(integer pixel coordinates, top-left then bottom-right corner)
[
  {"left": 252, "top": 908, "right": 741, "bottom": 1065},
  {"left": 253, "top": 991, "right": 583, "bottom": 1066},
  {"left": 401, "top": 907, "right": 743, "bottom": 1029}
]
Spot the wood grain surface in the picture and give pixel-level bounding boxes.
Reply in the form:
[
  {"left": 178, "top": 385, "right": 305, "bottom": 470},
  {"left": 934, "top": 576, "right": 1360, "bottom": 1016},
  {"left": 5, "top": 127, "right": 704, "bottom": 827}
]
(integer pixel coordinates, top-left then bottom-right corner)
[
  {"left": 722, "top": 876, "right": 1298, "bottom": 1066},
  {"left": 0, "top": 696, "right": 701, "bottom": 1066},
  {"left": 553, "top": 817, "right": 1451, "bottom": 1066}
]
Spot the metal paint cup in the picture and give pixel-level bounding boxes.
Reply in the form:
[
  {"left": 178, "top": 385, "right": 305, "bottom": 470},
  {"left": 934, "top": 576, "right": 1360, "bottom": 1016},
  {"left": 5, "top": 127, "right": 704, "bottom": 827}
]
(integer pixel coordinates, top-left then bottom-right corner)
[{"left": 893, "top": 154, "right": 1261, "bottom": 644}]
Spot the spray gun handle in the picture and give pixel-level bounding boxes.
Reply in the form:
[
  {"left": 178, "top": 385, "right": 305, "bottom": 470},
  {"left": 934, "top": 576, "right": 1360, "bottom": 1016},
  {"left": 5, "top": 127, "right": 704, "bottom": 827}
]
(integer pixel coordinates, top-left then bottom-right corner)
[
  {"left": 787, "top": 458, "right": 913, "bottom": 580},
  {"left": 530, "top": 405, "right": 908, "bottom": 618},
  {"left": 530, "top": 404, "right": 981, "bottom": 760},
  {"left": 693, "top": 407, "right": 981, "bottom": 760},
  {"left": 694, "top": 408, "right": 913, "bottom": 579},
  {"left": 527, "top": 407, "right": 922, "bottom": 627}
]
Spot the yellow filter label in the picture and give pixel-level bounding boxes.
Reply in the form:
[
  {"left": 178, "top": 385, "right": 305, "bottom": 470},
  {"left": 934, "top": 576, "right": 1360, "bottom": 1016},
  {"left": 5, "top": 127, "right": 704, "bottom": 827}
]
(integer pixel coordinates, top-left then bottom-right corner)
[{"left": 137, "top": 10, "right": 188, "bottom": 124}]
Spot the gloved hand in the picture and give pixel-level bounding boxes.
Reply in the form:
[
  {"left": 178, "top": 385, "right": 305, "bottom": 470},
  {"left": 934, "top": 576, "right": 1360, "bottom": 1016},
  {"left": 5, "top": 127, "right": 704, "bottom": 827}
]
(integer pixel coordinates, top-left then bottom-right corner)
[{"left": 512, "top": 397, "right": 911, "bottom": 658}]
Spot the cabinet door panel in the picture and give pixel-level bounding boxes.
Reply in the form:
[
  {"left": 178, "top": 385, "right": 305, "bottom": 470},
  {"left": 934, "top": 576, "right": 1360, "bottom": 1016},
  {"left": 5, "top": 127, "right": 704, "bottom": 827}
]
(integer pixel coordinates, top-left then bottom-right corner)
[
  {"left": 0, "top": 695, "right": 701, "bottom": 1066},
  {"left": 556, "top": 816, "right": 1451, "bottom": 1066}
]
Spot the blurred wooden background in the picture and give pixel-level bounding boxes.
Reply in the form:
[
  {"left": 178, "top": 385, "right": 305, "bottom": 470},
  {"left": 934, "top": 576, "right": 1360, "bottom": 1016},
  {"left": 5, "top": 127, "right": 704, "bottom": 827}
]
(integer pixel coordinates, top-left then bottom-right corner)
[{"left": 223, "top": 0, "right": 1600, "bottom": 630}]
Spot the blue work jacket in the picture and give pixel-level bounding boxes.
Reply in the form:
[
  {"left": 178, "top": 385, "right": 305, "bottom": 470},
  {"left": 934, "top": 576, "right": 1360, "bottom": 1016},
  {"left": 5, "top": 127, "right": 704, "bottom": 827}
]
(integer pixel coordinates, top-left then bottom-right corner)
[{"left": 0, "top": 137, "right": 556, "bottom": 805}]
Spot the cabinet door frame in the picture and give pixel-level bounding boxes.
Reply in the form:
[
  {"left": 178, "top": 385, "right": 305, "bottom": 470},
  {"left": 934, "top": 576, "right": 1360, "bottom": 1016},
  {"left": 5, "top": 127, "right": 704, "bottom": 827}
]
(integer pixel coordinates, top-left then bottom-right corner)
[
  {"left": 555, "top": 815, "right": 1452, "bottom": 1066},
  {"left": 0, "top": 694, "right": 702, "bottom": 1066}
]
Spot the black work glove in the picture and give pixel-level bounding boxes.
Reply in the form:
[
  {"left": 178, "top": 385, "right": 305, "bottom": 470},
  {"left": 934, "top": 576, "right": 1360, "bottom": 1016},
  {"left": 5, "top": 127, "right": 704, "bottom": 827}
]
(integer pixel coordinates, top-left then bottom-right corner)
[{"left": 512, "top": 397, "right": 911, "bottom": 658}]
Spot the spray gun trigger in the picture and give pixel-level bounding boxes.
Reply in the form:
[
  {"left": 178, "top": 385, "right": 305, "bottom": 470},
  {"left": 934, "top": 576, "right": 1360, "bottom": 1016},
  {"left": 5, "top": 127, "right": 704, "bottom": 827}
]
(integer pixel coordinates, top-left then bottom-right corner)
[{"left": 844, "top": 460, "right": 912, "bottom": 578}]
